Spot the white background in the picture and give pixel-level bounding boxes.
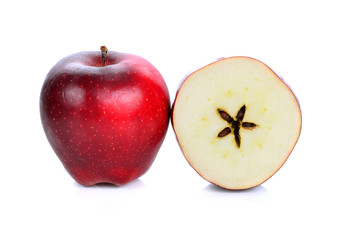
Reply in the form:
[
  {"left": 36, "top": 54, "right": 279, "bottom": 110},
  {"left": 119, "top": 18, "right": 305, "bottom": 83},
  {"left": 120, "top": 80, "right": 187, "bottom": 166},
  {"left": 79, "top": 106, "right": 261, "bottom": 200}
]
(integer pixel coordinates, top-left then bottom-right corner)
[{"left": 1, "top": 0, "right": 338, "bottom": 239}]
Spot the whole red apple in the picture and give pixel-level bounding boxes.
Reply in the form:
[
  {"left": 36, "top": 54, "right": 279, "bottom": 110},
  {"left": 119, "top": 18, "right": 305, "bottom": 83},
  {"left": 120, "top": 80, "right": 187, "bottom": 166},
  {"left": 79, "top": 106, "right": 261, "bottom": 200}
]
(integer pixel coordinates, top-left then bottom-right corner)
[{"left": 40, "top": 46, "right": 170, "bottom": 186}]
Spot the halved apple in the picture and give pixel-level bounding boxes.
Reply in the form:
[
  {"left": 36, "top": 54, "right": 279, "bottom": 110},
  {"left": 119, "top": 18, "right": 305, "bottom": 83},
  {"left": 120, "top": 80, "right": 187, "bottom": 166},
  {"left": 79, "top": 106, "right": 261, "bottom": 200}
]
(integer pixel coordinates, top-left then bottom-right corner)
[{"left": 172, "top": 57, "right": 302, "bottom": 190}]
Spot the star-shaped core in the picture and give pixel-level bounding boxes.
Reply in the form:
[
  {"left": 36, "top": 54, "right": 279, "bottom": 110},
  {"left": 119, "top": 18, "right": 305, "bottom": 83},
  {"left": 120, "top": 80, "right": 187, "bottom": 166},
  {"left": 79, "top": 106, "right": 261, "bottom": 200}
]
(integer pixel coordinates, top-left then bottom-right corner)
[{"left": 217, "top": 105, "right": 258, "bottom": 148}]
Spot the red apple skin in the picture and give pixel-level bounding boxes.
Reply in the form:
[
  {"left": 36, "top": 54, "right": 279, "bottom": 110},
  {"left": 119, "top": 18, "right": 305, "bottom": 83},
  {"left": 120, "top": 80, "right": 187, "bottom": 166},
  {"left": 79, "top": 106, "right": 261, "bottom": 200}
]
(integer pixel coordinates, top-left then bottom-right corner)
[{"left": 40, "top": 50, "right": 170, "bottom": 186}]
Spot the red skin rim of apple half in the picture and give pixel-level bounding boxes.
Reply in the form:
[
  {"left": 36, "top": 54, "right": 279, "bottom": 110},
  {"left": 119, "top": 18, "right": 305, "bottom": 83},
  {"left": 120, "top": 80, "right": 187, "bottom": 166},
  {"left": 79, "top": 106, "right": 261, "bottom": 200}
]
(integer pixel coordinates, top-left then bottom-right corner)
[{"left": 171, "top": 56, "right": 302, "bottom": 190}]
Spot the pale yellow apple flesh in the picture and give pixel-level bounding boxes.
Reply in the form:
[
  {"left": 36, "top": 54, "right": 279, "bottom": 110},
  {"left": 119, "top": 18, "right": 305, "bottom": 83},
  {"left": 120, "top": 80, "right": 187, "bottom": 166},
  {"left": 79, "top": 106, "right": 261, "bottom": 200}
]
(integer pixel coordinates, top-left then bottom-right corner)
[{"left": 172, "top": 57, "right": 302, "bottom": 190}]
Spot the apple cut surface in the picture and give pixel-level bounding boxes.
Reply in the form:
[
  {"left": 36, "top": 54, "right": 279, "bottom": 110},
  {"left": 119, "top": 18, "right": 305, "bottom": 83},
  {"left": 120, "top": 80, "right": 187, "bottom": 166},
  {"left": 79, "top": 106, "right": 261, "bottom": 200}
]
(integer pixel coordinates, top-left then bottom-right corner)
[{"left": 172, "top": 57, "right": 302, "bottom": 190}]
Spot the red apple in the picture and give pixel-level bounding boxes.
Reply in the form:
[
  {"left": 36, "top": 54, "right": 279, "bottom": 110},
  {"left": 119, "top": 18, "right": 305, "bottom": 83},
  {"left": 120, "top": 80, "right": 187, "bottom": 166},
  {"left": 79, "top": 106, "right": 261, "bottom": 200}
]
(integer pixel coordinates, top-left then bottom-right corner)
[{"left": 40, "top": 46, "right": 170, "bottom": 186}]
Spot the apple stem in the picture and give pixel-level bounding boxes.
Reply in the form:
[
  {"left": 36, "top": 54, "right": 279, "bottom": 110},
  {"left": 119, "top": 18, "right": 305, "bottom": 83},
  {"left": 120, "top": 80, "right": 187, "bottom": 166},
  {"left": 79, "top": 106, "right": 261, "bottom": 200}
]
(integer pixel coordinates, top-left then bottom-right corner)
[{"left": 100, "top": 46, "right": 108, "bottom": 66}]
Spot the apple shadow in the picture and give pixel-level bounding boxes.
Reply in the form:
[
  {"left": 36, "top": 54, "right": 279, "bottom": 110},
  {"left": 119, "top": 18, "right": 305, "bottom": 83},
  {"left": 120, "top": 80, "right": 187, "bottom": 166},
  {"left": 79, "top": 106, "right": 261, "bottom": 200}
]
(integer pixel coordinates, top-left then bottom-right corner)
[
  {"left": 203, "top": 183, "right": 268, "bottom": 196},
  {"left": 73, "top": 178, "right": 146, "bottom": 190},
  {"left": 74, "top": 179, "right": 147, "bottom": 200}
]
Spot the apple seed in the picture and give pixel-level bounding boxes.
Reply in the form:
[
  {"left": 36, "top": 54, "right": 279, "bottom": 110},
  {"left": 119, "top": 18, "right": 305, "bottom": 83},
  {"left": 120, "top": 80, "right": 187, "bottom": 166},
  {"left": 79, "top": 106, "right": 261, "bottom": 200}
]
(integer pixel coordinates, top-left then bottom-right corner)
[
  {"left": 217, "top": 127, "right": 231, "bottom": 137},
  {"left": 217, "top": 105, "right": 257, "bottom": 148}
]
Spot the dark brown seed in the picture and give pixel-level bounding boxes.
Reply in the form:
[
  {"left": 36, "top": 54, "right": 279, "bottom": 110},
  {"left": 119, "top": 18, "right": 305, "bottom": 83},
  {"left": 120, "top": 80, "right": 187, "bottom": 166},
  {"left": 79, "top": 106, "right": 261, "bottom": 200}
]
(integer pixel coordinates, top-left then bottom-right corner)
[
  {"left": 233, "top": 127, "right": 241, "bottom": 148},
  {"left": 218, "top": 109, "right": 234, "bottom": 124},
  {"left": 218, "top": 127, "right": 231, "bottom": 137},
  {"left": 236, "top": 105, "right": 246, "bottom": 121},
  {"left": 242, "top": 122, "right": 257, "bottom": 129}
]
